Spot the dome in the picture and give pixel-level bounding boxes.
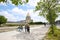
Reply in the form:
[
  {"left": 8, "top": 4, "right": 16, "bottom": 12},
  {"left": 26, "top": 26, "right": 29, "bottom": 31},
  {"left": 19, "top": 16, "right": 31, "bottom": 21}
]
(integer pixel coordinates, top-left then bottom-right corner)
[
  {"left": 26, "top": 13, "right": 31, "bottom": 20},
  {"left": 26, "top": 13, "right": 31, "bottom": 23}
]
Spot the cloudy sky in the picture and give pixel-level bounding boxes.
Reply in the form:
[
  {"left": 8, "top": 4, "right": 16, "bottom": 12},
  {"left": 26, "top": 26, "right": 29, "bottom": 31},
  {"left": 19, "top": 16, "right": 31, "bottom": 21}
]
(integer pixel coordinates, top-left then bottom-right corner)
[{"left": 0, "top": 0, "right": 60, "bottom": 22}]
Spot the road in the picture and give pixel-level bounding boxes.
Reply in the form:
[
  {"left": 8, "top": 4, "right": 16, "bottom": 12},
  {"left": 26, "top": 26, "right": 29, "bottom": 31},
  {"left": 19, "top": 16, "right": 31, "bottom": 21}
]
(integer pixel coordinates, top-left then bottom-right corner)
[{"left": 0, "top": 25, "right": 50, "bottom": 40}]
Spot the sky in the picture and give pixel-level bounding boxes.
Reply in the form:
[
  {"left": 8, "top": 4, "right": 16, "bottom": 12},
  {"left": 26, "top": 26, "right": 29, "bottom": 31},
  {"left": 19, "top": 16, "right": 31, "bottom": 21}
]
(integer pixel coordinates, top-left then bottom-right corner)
[{"left": 0, "top": 0, "right": 60, "bottom": 22}]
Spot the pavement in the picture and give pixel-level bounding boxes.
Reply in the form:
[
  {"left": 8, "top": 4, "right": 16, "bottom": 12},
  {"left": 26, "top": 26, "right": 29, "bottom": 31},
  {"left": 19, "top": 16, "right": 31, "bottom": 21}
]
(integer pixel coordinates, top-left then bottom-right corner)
[{"left": 0, "top": 25, "right": 50, "bottom": 40}]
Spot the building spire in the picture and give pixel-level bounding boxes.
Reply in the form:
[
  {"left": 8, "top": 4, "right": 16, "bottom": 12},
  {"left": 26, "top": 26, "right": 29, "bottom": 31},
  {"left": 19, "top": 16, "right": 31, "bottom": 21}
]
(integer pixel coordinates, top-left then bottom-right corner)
[{"left": 27, "top": 12, "right": 30, "bottom": 16}]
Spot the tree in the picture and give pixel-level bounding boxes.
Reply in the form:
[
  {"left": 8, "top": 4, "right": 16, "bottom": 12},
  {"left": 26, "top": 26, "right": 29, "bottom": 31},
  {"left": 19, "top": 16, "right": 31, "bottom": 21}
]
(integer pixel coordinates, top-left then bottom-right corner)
[
  {"left": 0, "top": 15, "right": 7, "bottom": 27},
  {"left": 0, "top": 0, "right": 29, "bottom": 5},
  {"left": 35, "top": 0, "right": 60, "bottom": 34}
]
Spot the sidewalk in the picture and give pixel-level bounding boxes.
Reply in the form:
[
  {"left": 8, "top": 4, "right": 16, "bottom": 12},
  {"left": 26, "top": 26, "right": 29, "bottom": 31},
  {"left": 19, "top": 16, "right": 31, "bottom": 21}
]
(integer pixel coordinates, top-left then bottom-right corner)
[{"left": 0, "top": 25, "right": 50, "bottom": 40}]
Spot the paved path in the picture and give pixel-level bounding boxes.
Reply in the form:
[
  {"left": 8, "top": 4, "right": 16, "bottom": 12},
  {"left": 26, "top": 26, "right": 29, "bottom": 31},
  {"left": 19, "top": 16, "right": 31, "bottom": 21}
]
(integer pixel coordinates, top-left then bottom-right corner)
[{"left": 0, "top": 25, "right": 50, "bottom": 40}]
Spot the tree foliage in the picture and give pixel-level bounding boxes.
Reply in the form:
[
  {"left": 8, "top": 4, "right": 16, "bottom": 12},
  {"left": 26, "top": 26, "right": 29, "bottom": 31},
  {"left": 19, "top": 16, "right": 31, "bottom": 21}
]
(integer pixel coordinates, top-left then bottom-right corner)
[
  {"left": 0, "top": 15, "right": 7, "bottom": 26},
  {"left": 0, "top": 0, "right": 29, "bottom": 5},
  {"left": 35, "top": 0, "right": 60, "bottom": 24},
  {"left": 35, "top": 0, "right": 60, "bottom": 34},
  {"left": 29, "top": 22, "right": 45, "bottom": 25}
]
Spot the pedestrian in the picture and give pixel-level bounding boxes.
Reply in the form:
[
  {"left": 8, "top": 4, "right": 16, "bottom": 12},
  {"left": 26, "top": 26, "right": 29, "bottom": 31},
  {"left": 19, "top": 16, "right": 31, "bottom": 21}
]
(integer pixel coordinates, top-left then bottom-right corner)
[
  {"left": 25, "top": 24, "right": 27, "bottom": 32},
  {"left": 26, "top": 24, "right": 30, "bottom": 33},
  {"left": 25, "top": 24, "right": 30, "bottom": 33},
  {"left": 27, "top": 25, "right": 30, "bottom": 33}
]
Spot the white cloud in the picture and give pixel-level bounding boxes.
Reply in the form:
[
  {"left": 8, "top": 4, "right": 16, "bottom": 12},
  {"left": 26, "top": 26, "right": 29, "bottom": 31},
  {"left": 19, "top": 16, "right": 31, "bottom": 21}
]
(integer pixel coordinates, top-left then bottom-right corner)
[
  {"left": 0, "top": 11, "right": 18, "bottom": 21},
  {"left": 12, "top": 7, "right": 27, "bottom": 14},
  {"left": 11, "top": 7, "right": 27, "bottom": 18}
]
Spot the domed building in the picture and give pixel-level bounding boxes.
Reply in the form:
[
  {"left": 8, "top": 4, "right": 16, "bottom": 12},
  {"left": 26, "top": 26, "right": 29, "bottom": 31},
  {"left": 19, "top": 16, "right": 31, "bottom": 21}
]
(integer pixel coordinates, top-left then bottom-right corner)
[{"left": 26, "top": 13, "right": 33, "bottom": 23}]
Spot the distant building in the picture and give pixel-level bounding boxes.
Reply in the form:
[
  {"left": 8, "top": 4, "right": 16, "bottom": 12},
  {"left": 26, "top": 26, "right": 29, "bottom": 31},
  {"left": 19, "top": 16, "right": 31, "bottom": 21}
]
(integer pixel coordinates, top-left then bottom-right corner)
[
  {"left": 26, "top": 13, "right": 33, "bottom": 23},
  {"left": 6, "top": 13, "right": 33, "bottom": 25}
]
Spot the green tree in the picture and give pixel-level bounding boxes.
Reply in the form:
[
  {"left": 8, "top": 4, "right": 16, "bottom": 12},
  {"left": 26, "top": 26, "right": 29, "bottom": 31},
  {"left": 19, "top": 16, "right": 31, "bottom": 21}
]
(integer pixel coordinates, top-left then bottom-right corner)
[
  {"left": 0, "top": 0, "right": 29, "bottom": 5},
  {"left": 0, "top": 15, "right": 7, "bottom": 27},
  {"left": 35, "top": 0, "right": 60, "bottom": 34}
]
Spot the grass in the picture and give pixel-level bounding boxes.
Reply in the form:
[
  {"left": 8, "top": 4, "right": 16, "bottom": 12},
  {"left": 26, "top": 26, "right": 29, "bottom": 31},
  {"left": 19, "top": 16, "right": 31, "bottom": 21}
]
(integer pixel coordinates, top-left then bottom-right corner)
[{"left": 44, "top": 25, "right": 60, "bottom": 40}]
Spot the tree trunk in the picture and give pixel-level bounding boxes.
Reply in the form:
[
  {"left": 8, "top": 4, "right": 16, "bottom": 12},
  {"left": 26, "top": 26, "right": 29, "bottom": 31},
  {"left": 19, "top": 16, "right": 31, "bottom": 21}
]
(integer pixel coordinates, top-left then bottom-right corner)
[
  {"left": 51, "top": 24, "right": 56, "bottom": 34},
  {"left": 51, "top": 24, "right": 54, "bottom": 34}
]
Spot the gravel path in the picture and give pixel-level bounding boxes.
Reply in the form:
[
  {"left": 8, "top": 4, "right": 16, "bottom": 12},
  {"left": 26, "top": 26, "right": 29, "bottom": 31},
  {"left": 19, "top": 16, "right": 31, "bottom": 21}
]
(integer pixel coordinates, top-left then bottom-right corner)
[{"left": 0, "top": 25, "right": 50, "bottom": 40}]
